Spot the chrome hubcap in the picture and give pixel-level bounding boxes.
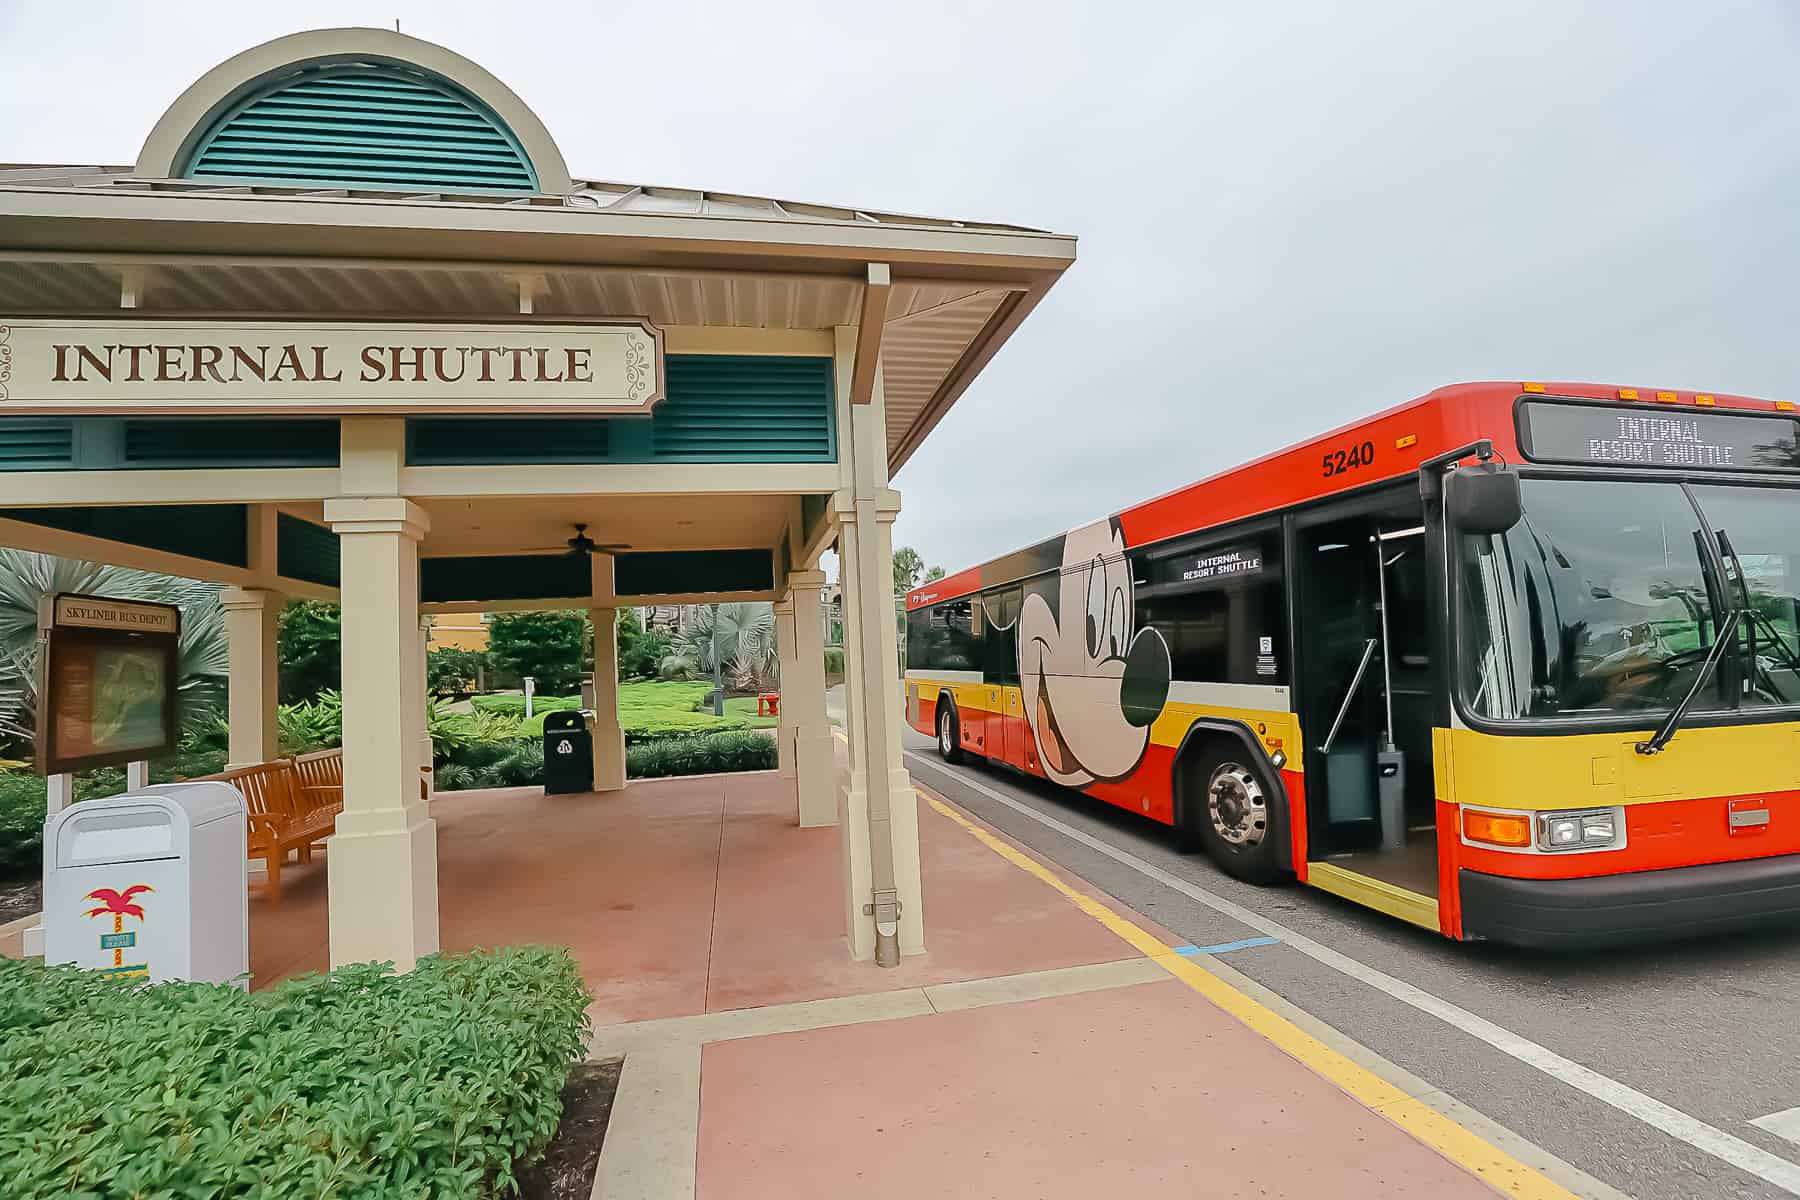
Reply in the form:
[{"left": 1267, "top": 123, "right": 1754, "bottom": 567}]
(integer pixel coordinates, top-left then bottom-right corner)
[
  {"left": 940, "top": 712, "right": 953, "bottom": 754},
  {"left": 1207, "top": 763, "right": 1267, "bottom": 847}
]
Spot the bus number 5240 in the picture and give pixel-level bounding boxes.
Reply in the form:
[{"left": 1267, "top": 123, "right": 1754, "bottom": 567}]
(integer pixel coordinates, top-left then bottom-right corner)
[{"left": 1322, "top": 440, "right": 1376, "bottom": 477}]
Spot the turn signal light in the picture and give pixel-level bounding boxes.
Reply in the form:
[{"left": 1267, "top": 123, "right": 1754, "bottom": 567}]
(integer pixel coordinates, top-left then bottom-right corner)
[{"left": 1462, "top": 808, "right": 1532, "bottom": 848}]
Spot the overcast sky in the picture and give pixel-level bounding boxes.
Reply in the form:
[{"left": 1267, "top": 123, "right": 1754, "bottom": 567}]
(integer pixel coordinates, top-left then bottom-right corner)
[{"left": 2, "top": 2, "right": 1796, "bottom": 577}]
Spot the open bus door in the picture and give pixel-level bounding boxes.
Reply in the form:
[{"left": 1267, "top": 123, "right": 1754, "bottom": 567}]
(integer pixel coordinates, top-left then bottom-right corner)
[{"left": 1290, "top": 484, "right": 1444, "bottom": 922}]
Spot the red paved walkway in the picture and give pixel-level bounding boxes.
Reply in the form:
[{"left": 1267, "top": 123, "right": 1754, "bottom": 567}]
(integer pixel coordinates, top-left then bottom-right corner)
[
  {"left": 246, "top": 768, "right": 1151, "bottom": 1019},
  {"left": 22, "top": 758, "right": 1549, "bottom": 1197}
]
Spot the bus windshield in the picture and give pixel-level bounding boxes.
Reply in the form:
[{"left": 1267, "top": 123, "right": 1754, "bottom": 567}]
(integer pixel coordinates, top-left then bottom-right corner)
[{"left": 1457, "top": 477, "right": 1800, "bottom": 722}]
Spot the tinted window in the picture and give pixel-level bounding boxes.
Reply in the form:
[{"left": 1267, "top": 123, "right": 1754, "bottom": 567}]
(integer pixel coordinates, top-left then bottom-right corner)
[
  {"left": 907, "top": 598, "right": 981, "bottom": 671},
  {"left": 1135, "top": 536, "right": 1287, "bottom": 685},
  {"left": 982, "top": 588, "right": 1021, "bottom": 684}
]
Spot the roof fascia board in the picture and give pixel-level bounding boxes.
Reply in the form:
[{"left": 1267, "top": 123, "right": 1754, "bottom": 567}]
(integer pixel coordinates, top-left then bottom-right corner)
[{"left": 0, "top": 188, "right": 1077, "bottom": 269}]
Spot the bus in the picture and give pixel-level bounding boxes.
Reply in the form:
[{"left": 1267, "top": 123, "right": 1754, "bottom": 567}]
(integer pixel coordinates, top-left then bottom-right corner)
[{"left": 904, "top": 381, "right": 1800, "bottom": 947}]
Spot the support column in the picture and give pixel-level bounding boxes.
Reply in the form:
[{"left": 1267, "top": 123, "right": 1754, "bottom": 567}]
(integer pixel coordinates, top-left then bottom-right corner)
[
  {"left": 830, "top": 322, "right": 923, "bottom": 962},
  {"left": 323, "top": 498, "right": 438, "bottom": 971},
  {"left": 772, "top": 595, "right": 799, "bottom": 782},
  {"left": 786, "top": 569, "right": 835, "bottom": 828},
  {"left": 220, "top": 587, "right": 281, "bottom": 767},
  {"left": 589, "top": 608, "right": 626, "bottom": 792}
]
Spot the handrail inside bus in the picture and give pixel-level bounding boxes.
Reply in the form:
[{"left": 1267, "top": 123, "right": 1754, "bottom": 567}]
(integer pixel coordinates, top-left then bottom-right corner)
[{"left": 1320, "top": 638, "right": 1379, "bottom": 755}]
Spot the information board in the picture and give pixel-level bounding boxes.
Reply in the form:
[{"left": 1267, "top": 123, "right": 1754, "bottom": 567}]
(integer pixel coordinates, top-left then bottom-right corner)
[
  {"left": 36, "top": 594, "right": 180, "bottom": 775},
  {"left": 1518, "top": 400, "right": 1800, "bottom": 472}
]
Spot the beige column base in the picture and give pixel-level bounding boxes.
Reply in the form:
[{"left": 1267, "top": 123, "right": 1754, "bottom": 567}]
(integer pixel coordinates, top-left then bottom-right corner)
[
  {"left": 327, "top": 807, "right": 441, "bottom": 971},
  {"left": 838, "top": 767, "right": 925, "bottom": 959},
  {"left": 795, "top": 727, "right": 836, "bottom": 828},
  {"left": 592, "top": 718, "right": 626, "bottom": 792}
]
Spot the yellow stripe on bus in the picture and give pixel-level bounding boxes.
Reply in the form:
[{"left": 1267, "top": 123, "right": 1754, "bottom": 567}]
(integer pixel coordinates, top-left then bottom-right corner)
[{"left": 1436, "top": 722, "right": 1800, "bottom": 811}]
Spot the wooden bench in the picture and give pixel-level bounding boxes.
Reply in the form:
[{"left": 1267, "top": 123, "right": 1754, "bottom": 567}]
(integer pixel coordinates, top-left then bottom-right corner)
[
  {"left": 196, "top": 759, "right": 338, "bottom": 907},
  {"left": 290, "top": 748, "right": 344, "bottom": 814}
]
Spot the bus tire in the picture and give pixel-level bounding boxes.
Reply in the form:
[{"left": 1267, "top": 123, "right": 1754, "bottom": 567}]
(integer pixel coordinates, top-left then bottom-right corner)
[
  {"left": 1190, "top": 749, "right": 1280, "bottom": 885},
  {"left": 936, "top": 699, "right": 965, "bottom": 764}
]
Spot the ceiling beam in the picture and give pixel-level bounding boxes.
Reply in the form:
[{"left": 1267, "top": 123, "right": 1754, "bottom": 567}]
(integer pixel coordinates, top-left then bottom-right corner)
[{"left": 850, "top": 262, "right": 891, "bottom": 406}]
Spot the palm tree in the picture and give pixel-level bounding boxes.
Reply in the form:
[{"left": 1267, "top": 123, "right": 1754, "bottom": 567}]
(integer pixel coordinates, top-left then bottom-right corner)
[
  {"left": 0, "top": 550, "right": 229, "bottom": 751},
  {"left": 675, "top": 602, "right": 777, "bottom": 697}
]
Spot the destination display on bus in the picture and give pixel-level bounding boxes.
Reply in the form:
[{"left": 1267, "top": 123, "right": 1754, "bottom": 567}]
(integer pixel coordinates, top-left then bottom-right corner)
[{"left": 1518, "top": 399, "right": 1800, "bottom": 472}]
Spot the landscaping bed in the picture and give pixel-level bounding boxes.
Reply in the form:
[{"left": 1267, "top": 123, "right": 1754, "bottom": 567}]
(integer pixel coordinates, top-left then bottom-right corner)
[
  {"left": 0, "top": 946, "right": 592, "bottom": 1198},
  {"left": 516, "top": 1059, "right": 623, "bottom": 1200}
]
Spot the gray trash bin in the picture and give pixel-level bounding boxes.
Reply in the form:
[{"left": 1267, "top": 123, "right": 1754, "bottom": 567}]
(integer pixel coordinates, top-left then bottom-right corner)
[{"left": 43, "top": 782, "right": 248, "bottom": 987}]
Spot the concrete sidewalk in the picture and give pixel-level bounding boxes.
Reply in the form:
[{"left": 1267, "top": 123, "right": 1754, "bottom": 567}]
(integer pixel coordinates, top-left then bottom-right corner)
[{"left": 586, "top": 753, "right": 1598, "bottom": 1200}]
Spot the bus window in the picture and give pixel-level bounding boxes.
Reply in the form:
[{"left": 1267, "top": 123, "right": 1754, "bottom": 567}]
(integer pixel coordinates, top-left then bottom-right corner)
[
  {"left": 911, "top": 598, "right": 982, "bottom": 672},
  {"left": 1135, "top": 539, "right": 1287, "bottom": 686},
  {"left": 982, "top": 588, "right": 1022, "bottom": 685},
  {"left": 1689, "top": 483, "right": 1800, "bottom": 708},
  {"left": 1458, "top": 478, "right": 1722, "bottom": 721}
]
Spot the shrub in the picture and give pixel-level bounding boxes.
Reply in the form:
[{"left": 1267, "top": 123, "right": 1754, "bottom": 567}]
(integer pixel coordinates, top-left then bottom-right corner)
[
  {"left": 658, "top": 654, "right": 696, "bottom": 681},
  {"left": 0, "top": 947, "right": 592, "bottom": 1198},
  {"left": 0, "top": 773, "right": 44, "bottom": 877},
  {"left": 823, "top": 647, "right": 846, "bottom": 677},
  {"left": 628, "top": 730, "right": 778, "bottom": 779},
  {"left": 277, "top": 599, "right": 340, "bottom": 703},
  {"left": 0, "top": 747, "right": 231, "bottom": 878},
  {"left": 487, "top": 611, "right": 588, "bottom": 696},
  {"left": 428, "top": 646, "right": 487, "bottom": 698},
  {"left": 277, "top": 689, "right": 343, "bottom": 755},
  {"left": 492, "top": 740, "right": 547, "bottom": 788}
]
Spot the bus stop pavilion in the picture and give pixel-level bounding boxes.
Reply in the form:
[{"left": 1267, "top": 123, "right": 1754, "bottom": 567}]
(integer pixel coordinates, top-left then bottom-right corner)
[{"left": 0, "top": 26, "right": 1074, "bottom": 971}]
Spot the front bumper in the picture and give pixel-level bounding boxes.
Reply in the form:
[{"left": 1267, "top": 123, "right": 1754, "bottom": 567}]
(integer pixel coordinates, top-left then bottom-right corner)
[{"left": 1459, "top": 855, "right": 1800, "bottom": 949}]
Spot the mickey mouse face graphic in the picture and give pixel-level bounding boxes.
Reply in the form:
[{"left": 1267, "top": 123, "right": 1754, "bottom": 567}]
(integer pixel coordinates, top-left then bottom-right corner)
[{"left": 1017, "top": 519, "right": 1172, "bottom": 787}]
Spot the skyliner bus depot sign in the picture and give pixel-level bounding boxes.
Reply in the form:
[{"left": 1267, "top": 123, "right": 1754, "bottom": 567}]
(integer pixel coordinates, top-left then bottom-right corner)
[{"left": 0, "top": 317, "right": 665, "bottom": 415}]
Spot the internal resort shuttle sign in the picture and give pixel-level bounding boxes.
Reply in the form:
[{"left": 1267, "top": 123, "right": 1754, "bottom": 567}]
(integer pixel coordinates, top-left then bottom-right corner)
[{"left": 0, "top": 318, "right": 664, "bottom": 415}]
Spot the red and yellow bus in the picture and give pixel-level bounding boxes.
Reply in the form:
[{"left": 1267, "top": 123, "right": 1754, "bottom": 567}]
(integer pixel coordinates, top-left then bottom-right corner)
[{"left": 904, "top": 381, "right": 1800, "bottom": 946}]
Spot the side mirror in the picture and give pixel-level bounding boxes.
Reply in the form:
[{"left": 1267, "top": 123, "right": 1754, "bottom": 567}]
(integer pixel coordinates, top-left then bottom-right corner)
[{"left": 1445, "top": 464, "right": 1522, "bottom": 535}]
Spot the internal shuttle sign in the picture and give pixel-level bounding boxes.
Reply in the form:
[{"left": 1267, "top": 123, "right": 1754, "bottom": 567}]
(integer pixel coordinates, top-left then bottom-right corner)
[{"left": 0, "top": 318, "right": 664, "bottom": 415}]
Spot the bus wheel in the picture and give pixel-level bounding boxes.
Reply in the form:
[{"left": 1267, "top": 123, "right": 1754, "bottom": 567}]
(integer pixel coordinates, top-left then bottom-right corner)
[
  {"left": 1197, "top": 757, "right": 1279, "bottom": 884},
  {"left": 937, "top": 702, "right": 965, "bottom": 764}
]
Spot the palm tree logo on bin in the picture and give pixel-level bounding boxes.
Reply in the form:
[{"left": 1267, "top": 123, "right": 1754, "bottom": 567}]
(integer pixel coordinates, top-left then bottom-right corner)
[{"left": 85, "top": 885, "right": 152, "bottom": 967}]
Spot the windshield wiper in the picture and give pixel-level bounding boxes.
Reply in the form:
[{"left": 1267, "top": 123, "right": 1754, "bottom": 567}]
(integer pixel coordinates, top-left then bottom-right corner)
[
  {"left": 1717, "top": 529, "right": 1800, "bottom": 668},
  {"left": 1636, "top": 608, "right": 1741, "bottom": 755}
]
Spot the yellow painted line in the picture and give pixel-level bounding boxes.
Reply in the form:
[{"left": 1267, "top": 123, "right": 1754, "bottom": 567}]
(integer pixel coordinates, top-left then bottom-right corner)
[
  {"left": 1306, "top": 860, "right": 1441, "bottom": 932},
  {"left": 921, "top": 790, "right": 1580, "bottom": 1200}
]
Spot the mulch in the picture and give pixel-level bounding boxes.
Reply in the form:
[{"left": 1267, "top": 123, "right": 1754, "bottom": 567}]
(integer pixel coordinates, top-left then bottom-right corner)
[
  {"left": 0, "top": 875, "right": 41, "bottom": 926},
  {"left": 517, "top": 1058, "right": 623, "bottom": 1200}
]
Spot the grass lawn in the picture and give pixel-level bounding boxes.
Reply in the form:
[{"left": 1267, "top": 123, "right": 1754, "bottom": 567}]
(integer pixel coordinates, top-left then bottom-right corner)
[{"left": 472, "top": 680, "right": 778, "bottom": 737}]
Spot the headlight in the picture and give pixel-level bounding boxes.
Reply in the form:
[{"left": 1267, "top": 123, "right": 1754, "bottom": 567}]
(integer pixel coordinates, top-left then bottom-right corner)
[{"left": 1537, "top": 807, "right": 1622, "bottom": 852}]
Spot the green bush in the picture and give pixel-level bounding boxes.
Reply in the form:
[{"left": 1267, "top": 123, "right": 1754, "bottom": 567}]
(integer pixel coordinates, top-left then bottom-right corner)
[
  {"left": 0, "top": 746, "right": 231, "bottom": 879},
  {"left": 823, "top": 646, "right": 845, "bottom": 677},
  {"left": 0, "top": 773, "right": 45, "bottom": 877},
  {"left": 627, "top": 730, "right": 778, "bottom": 779},
  {"left": 0, "top": 947, "right": 591, "bottom": 1198}
]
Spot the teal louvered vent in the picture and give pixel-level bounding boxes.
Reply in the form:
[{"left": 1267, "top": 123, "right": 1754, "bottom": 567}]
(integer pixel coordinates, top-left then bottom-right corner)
[
  {"left": 183, "top": 63, "right": 538, "bottom": 192},
  {"left": 651, "top": 356, "right": 836, "bottom": 462},
  {"left": 406, "top": 355, "right": 835, "bottom": 465},
  {"left": 0, "top": 421, "right": 75, "bottom": 470}
]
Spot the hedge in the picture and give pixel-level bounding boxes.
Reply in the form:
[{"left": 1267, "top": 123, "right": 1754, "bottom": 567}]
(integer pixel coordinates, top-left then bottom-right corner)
[
  {"left": 0, "top": 946, "right": 592, "bottom": 1198},
  {"left": 626, "top": 730, "right": 779, "bottom": 779},
  {"left": 0, "top": 749, "right": 230, "bottom": 878}
]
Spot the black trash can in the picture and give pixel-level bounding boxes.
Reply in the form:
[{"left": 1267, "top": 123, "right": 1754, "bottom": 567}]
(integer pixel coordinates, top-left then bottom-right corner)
[{"left": 542, "top": 709, "right": 594, "bottom": 794}]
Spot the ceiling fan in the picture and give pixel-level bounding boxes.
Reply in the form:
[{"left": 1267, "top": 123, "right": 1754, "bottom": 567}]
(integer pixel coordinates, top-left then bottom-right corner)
[{"left": 522, "top": 524, "right": 631, "bottom": 557}]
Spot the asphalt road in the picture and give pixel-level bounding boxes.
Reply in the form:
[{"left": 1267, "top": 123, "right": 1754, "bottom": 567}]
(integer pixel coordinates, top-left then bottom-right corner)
[{"left": 899, "top": 723, "right": 1800, "bottom": 1200}]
